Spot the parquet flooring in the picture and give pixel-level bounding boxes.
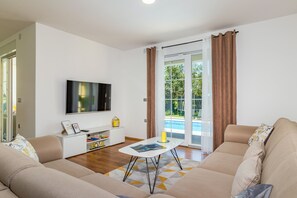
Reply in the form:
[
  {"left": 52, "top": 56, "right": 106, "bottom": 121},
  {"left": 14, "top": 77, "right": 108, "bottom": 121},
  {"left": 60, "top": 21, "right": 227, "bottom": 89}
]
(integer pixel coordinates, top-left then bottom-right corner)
[{"left": 68, "top": 138, "right": 205, "bottom": 174}]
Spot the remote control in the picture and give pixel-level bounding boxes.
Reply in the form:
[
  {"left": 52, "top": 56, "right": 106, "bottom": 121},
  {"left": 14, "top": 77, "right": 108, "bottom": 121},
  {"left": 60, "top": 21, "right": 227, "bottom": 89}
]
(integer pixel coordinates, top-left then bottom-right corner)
[{"left": 81, "top": 130, "right": 89, "bottom": 132}]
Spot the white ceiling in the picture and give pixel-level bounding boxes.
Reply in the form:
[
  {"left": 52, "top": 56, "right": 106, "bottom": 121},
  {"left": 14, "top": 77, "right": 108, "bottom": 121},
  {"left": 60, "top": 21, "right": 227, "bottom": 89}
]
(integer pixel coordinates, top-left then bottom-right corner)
[{"left": 0, "top": 0, "right": 297, "bottom": 50}]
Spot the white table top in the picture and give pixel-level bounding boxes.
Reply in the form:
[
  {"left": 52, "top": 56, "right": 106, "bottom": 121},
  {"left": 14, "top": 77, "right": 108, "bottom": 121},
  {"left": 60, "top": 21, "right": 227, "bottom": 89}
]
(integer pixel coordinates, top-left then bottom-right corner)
[{"left": 119, "top": 137, "right": 184, "bottom": 158}]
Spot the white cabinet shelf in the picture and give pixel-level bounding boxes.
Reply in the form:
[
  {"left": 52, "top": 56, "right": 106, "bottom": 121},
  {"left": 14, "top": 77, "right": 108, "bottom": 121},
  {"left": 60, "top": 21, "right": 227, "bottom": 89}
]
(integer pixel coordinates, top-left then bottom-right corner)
[
  {"left": 86, "top": 138, "right": 109, "bottom": 144},
  {"left": 57, "top": 126, "right": 125, "bottom": 158}
]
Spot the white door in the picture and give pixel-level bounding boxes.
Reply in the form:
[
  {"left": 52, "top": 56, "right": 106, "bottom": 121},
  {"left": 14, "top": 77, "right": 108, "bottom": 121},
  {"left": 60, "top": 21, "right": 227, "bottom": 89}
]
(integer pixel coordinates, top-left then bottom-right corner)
[{"left": 164, "top": 52, "right": 203, "bottom": 147}]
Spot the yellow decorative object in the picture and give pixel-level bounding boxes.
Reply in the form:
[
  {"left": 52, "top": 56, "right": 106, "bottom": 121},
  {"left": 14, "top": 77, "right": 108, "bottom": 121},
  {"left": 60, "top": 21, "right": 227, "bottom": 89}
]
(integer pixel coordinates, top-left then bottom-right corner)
[
  {"left": 161, "top": 131, "right": 167, "bottom": 143},
  {"left": 112, "top": 116, "right": 120, "bottom": 127}
]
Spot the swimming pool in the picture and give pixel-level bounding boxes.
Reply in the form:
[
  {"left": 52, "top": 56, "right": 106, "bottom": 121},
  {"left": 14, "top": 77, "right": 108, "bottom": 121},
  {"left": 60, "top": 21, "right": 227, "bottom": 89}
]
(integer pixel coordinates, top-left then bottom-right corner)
[
  {"left": 164, "top": 119, "right": 202, "bottom": 144},
  {"left": 164, "top": 119, "right": 202, "bottom": 132}
]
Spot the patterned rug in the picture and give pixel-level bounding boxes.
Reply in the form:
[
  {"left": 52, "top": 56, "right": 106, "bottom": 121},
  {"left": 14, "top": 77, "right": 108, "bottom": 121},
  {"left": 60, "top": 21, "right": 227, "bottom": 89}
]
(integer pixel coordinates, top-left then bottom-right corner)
[{"left": 105, "top": 155, "right": 200, "bottom": 194}]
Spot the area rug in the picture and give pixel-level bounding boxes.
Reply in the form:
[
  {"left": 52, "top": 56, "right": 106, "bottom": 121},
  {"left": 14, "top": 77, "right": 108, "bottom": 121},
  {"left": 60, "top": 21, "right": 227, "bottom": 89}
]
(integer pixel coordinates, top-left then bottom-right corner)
[{"left": 105, "top": 155, "right": 200, "bottom": 194}]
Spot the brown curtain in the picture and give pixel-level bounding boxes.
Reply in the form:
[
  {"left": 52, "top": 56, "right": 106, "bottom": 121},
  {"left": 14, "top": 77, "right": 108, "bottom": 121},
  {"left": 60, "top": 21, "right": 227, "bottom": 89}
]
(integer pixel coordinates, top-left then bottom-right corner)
[
  {"left": 211, "top": 31, "right": 237, "bottom": 150},
  {"left": 146, "top": 47, "right": 156, "bottom": 138}
]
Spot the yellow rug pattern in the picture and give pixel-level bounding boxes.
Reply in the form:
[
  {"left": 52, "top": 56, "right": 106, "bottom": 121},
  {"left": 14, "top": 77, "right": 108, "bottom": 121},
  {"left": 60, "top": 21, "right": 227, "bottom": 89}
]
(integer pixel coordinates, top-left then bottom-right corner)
[{"left": 105, "top": 155, "right": 200, "bottom": 194}]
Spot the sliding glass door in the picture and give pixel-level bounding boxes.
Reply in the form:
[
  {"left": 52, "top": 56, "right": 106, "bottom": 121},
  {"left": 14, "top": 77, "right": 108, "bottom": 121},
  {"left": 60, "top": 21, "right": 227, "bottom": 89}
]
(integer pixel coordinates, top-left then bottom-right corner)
[
  {"left": 165, "top": 59, "right": 185, "bottom": 141},
  {"left": 164, "top": 52, "right": 202, "bottom": 147},
  {"left": 191, "top": 54, "right": 203, "bottom": 145},
  {"left": 0, "top": 53, "right": 17, "bottom": 142}
]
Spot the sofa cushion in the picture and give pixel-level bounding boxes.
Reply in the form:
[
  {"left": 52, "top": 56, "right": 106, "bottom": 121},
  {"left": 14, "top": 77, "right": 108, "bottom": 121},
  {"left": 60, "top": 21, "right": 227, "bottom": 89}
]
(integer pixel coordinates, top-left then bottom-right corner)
[
  {"left": 231, "top": 156, "right": 262, "bottom": 197},
  {"left": 44, "top": 159, "right": 94, "bottom": 178},
  {"left": 262, "top": 119, "right": 297, "bottom": 182},
  {"left": 10, "top": 167, "right": 116, "bottom": 198},
  {"left": 265, "top": 118, "right": 297, "bottom": 157},
  {"left": 166, "top": 168, "right": 234, "bottom": 198},
  {"left": 0, "top": 181, "right": 7, "bottom": 191},
  {"left": 81, "top": 173, "right": 148, "bottom": 198},
  {"left": 215, "top": 142, "right": 249, "bottom": 156},
  {"left": 4, "top": 134, "right": 39, "bottom": 161},
  {"left": 0, "top": 182, "right": 17, "bottom": 197},
  {"left": 0, "top": 189, "right": 18, "bottom": 198},
  {"left": 261, "top": 120, "right": 297, "bottom": 198},
  {"left": 248, "top": 124, "right": 273, "bottom": 145},
  {"left": 261, "top": 152, "right": 297, "bottom": 198},
  {"left": 235, "top": 184, "right": 273, "bottom": 198},
  {"left": 263, "top": 136, "right": 297, "bottom": 177},
  {"left": 0, "top": 143, "right": 42, "bottom": 186},
  {"left": 199, "top": 152, "right": 243, "bottom": 175},
  {"left": 243, "top": 142, "right": 265, "bottom": 161}
]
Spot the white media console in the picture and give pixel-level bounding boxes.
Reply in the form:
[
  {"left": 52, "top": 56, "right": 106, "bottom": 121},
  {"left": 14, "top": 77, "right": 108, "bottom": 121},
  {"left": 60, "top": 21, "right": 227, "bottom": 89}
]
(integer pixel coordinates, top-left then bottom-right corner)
[{"left": 57, "top": 125, "right": 125, "bottom": 158}]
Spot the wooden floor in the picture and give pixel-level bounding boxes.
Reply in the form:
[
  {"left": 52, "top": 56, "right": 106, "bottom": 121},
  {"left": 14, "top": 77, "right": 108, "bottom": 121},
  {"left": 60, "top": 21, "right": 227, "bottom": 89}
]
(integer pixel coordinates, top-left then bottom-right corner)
[{"left": 68, "top": 138, "right": 206, "bottom": 174}]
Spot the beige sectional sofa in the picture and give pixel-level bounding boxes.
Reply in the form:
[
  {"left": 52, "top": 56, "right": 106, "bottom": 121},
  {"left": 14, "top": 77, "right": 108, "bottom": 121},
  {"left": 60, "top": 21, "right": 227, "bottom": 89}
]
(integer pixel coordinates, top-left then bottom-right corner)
[
  {"left": 164, "top": 118, "right": 297, "bottom": 198},
  {"left": 0, "top": 118, "right": 296, "bottom": 198},
  {"left": 0, "top": 135, "right": 149, "bottom": 198}
]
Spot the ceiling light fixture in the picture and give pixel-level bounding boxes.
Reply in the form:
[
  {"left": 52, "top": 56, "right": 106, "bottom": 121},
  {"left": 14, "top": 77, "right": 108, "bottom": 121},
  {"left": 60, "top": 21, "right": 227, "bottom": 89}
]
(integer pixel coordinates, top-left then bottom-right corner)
[{"left": 142, "top": 0, "right": 156, "bottom": 4}]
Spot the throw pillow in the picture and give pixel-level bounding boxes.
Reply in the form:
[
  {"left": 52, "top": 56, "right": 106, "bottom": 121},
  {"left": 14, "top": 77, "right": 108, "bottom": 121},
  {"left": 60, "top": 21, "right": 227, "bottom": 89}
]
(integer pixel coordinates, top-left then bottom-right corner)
[
  {"left": 4, "top": 134, "right": 39, "bottom": 161},
  {"left": 248, "top": 124, "right": 273, "bottom": 145},
  {"left": 243, "top": 141, "right": 265, "bottom": 161},
  {"left": 231, "top": 156, "right": 262, "bottom": 197},
  {"left": 235, "top": 184, "right": 273, "bottom": 198}
]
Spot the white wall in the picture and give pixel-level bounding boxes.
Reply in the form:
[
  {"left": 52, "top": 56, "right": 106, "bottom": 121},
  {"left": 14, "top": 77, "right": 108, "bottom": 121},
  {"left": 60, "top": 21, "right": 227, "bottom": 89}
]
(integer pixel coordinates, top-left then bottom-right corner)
[
  {"left": 17, "top": 24, "right": 36, "bottom": 138},
  {"left": 236, "top": 14, "right": 297, "bottom": 125},
  {"left": 35, "top": 23, "right": 124, "bottom": 136},
  {"left": 0, "top": 24, "right": 36, "bottom": 138},
  {"left": 121, "top": 13, "right": 297, "bottom": 139}
]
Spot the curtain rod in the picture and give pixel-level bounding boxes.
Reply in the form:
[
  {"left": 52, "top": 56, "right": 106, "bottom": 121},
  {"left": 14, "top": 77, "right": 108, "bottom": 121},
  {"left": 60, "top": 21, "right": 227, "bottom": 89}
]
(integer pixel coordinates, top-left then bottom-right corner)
[
  {"left": 161, "top": 39, "right": 202, "bottom": 49},
  {"left": 161, "top": 30, "right": 239, "bottom": 49}
]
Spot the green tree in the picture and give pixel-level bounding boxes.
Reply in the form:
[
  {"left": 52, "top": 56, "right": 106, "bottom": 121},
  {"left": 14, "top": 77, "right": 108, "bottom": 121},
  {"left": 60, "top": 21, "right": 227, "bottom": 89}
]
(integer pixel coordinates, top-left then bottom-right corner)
[{"left": 165, "top": 62, "right": 203, "bottom": 119}]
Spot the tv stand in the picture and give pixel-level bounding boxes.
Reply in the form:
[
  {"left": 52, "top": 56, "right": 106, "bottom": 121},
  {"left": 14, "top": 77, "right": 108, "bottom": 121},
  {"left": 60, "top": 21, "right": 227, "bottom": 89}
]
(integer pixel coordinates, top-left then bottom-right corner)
[{"left": 57, "top": 126, "right": 125, "bottom": 158}]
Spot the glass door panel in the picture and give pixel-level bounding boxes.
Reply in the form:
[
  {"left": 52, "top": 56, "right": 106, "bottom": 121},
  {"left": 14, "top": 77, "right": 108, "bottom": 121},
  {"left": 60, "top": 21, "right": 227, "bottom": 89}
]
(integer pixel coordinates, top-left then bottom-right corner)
[
  {"left": 164, "top": 59, "right": 185, "bottom": 141},
  {"left": 191, "top": 54, "right": 203, "bottom": 145},
  {"left": 0, "top": 53, "right": 16, "bottom": 142},
  {"left": 1, "top": 58, "right": 9, "bottom": 142}
]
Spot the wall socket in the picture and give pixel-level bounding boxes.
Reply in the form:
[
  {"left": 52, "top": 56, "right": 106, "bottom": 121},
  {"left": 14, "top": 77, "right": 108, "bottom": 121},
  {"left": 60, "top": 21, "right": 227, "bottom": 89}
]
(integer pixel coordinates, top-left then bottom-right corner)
[{"left": 144, "top": 119, "right": 147, "bottom": 123}]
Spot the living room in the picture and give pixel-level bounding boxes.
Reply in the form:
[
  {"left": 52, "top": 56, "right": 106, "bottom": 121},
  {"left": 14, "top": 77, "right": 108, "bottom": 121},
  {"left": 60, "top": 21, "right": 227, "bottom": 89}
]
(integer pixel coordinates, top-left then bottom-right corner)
[{"left": 0, "top": 0, "right": 297, "bottom": 198}]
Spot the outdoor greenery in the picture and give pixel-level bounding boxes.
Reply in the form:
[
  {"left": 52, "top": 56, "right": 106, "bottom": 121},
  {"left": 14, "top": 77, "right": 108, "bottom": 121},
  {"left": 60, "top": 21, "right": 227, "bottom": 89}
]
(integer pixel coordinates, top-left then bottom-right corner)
[{"left": 165, "top": 61, "right": 203, "bottom": 120}]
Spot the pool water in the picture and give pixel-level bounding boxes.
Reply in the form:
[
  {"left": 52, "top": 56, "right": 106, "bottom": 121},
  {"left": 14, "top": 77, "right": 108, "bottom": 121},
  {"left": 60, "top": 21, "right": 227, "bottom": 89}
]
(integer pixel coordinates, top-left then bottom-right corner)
[
  {"left": 164, "top": 119, "right": 202, "bottom": 144},
  {"left": 165, "top": 119, "right": 202, "bottom": 132}
]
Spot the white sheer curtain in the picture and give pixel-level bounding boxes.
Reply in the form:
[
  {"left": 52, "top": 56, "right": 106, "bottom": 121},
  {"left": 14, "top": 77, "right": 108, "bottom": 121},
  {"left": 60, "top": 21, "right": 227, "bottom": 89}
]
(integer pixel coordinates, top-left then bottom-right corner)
[
  {"left": 155, "top": 48, "right": 165, "bottom": 136},
  {"left": 201, "top": 37, "right": 213, "bottom": 154}
]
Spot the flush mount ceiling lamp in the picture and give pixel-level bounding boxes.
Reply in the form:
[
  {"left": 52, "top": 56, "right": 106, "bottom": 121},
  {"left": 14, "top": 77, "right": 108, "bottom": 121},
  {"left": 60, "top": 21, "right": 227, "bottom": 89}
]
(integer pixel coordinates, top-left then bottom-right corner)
[{"left": 142, "top": 0, "right": 156, "bottom": 4}]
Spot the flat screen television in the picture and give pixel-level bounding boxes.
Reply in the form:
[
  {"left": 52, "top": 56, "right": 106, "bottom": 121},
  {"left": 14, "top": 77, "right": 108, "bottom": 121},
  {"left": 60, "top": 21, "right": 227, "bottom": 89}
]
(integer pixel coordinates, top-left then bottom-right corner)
[{"left": 66, "top": 80, "right": 111, "bottom": 114}]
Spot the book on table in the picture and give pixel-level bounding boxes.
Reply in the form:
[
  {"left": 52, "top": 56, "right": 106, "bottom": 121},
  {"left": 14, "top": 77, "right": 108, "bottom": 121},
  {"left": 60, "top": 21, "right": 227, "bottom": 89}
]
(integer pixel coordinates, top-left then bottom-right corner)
[{"left": 131, "top": 143, "right": 166, "bottom": 153}]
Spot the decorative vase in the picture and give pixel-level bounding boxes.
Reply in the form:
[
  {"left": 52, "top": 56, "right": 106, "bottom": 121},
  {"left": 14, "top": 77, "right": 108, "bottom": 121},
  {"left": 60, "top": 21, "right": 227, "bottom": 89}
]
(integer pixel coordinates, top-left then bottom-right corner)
[
  {"left": 161, "top": 131, "right": 167, "bottom": 142},
  {"left": 112, "top": 116, "right": 120, "bottom": 127}
]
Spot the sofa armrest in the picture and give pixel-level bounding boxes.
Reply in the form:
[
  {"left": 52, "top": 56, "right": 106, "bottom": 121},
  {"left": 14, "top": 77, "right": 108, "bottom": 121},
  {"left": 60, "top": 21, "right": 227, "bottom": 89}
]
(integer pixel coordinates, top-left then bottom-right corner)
[
  {"left": 28, "top": 136, "right": 63, "bottom": 164},
  {"left": 224, "top": 125, "right": 258, "bottom": 144}
]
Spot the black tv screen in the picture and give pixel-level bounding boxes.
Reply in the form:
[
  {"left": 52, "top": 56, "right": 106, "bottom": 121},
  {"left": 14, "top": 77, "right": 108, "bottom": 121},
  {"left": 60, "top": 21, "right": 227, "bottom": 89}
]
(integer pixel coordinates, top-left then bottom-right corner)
[{"left": 66, "top": 80, "right": 111, "bottom": 114}]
